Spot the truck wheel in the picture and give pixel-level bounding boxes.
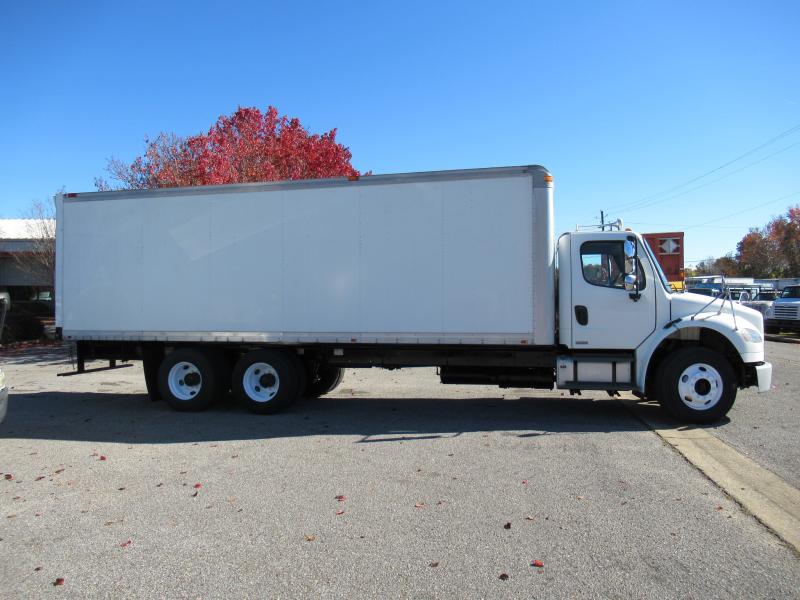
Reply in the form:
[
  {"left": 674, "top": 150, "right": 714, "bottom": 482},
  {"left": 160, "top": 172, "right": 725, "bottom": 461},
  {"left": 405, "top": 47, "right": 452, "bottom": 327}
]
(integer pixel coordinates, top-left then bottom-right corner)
[
  {"left": 232, "top": 349, "right": 300, "bottom": 414},
  {"left": 307, "top": 365, "right": 345, "bottom": 398},
  {"left": 157, "top": 348, "right": 220, "bottom": 412},
  {"left": 655, "top": 347, "right": 737, "bottom": 423}
]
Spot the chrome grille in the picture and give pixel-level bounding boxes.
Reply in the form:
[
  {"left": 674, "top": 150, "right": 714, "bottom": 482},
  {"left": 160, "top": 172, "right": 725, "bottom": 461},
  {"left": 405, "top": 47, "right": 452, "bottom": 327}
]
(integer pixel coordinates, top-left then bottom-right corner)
[{"left": 773, "top": 304, "right": 799, "bottom": 319}]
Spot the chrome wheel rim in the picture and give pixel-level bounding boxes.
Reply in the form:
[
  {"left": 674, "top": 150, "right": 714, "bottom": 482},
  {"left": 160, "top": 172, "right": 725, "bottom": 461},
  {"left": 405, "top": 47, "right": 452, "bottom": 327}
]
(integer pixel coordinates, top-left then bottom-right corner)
[
  {"left": 677, "top": 363, "right": 723, "bottom": 410},
  {"left": 167, "top": 361, "right": 203, "bottom": 401},
  {"left": 242, "top": 362, "right": 279, "bottom": 403}
]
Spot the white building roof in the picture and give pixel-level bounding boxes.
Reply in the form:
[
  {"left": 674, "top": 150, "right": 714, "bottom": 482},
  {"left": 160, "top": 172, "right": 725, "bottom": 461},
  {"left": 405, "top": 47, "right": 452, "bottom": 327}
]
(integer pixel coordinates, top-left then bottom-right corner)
[{"left": 0, "top": 219, "right": 55, "bottom": 240}]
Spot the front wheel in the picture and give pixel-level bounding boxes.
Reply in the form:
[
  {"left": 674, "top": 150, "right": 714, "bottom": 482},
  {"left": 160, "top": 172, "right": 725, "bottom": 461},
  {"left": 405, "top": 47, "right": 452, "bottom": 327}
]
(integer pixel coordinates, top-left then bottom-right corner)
[{"left": 656, "top": 347, "right": 737, "bottom": 423}]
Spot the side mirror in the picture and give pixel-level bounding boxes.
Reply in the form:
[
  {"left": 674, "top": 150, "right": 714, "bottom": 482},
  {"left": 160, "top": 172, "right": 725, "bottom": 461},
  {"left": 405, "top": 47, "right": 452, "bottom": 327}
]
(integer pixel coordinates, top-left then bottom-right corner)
[
  {"left": 624, "top": 236, "right": 641, "bottom": 301},
  {"left": 623, "top": 240, "right": 636, "bottom": 274}
]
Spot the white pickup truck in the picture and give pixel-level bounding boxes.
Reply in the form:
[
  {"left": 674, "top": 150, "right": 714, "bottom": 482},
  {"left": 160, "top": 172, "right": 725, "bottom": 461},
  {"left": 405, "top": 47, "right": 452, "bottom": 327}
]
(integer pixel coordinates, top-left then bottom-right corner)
[{"left": 56, "top": 165, "right": 772, "bottom": 423}]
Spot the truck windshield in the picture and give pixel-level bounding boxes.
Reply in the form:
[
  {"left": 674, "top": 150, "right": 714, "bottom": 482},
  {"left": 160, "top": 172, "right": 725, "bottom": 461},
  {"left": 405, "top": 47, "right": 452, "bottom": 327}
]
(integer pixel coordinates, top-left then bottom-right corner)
[
  {"left": 641, "top": 239, "right": 672, "bottom": 293},
  {"left": 780, "top": 287, "right": 800, "bottom": 299}
]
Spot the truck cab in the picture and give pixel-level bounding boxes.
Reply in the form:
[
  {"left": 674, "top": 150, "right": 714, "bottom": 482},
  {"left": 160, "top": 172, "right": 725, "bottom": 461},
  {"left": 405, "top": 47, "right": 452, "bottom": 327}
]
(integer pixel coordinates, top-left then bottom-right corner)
[
  {"left": 765, "top": 285, "right": 800, "bottom": 333},
  {"left": 557, "top": 230, "right": 771, "bottom": 422}
]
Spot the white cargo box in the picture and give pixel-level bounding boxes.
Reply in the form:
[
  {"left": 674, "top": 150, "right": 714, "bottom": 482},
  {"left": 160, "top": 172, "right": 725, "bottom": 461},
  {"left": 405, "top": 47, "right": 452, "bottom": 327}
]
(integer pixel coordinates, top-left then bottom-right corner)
[{"left": 56, "top": 166, "right": 554, "bottom": 345}]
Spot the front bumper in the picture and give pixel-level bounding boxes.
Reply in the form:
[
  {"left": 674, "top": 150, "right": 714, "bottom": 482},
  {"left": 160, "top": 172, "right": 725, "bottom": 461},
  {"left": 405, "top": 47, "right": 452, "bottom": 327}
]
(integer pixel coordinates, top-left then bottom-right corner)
[
  {"left": 755, "top": 362, "right": 772, "bottom": 393},
  {"left": 765, "top": 319, "right": 800, "bottom": 331}
]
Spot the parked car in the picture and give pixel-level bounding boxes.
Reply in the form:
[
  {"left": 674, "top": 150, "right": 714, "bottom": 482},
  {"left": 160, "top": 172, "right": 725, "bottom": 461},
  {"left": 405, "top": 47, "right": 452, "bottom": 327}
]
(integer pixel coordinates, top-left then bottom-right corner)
[{"left": 0, "top": 368, "right": 7, "bottom": 424}]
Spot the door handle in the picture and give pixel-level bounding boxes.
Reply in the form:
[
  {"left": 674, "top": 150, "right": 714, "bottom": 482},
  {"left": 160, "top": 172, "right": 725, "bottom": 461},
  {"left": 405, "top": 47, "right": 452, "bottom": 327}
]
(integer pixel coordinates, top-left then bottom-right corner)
[{"left": 574, "top": 305, "right": 588, "bottom": 326}]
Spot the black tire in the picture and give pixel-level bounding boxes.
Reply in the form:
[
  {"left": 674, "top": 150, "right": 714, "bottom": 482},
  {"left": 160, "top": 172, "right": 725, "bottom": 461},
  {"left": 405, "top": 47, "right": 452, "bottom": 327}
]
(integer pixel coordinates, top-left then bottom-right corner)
[
  {"left": 232, "top": 349, "right": 300, "bottom": 414},
  {"left": 655, "top": 347, "right": 737, "bottom": 424},
  {"left": 306, "top": 364, "right": 345, "bottom": 398},
  {"left": 157, "top": 348, "right": 221, "bottom": 412},
  {"left": 142, "top": 345, "right": 164, "bottom": 402}
]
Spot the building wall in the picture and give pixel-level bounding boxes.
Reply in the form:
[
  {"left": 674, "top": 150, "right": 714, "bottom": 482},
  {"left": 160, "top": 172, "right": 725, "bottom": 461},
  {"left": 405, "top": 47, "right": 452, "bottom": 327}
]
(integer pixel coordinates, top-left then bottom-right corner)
[{"left": 0, "top": 255, "right": 52, "bottom": 287}]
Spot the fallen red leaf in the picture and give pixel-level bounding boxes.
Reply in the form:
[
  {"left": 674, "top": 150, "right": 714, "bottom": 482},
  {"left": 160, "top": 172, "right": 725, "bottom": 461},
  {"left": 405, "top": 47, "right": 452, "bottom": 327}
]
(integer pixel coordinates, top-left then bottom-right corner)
[
  {"left": 335, "top": 510, "right": 345, "bottom": 516},
  {"left": 53, "top": 578, "right": 65, "bottom": 586},
  {"left": 503, "top": 522, "right": 511, "bottom": 530},
  {"left": 532, "top": 560, "right": 544, "bottom": 568},
  {"left": 193, "top": 483, "right": 202, "bottom": 489},
  {"left": 4, "top": 474, "right": 13, "bottom": 480},
  {"left": 414, "top": 502, "right": 425, "bottom": 508},
  {"left": 99, "top": 456, "right": 107, "bottom": 461},
  {"left": 35, "top": 476, "right": 45, "bottom": 481},
  {"left": 521, "top": 480, "right": 528, "bottom": 486},
  {"left": 499, "top": 573, "right": 509, "bottom": 581},
  {"left": 334, "top": 495, "right": 346, "bottom": 502},
  {"left": 715, "top": 505, "right": 723, "bottom": 511}
]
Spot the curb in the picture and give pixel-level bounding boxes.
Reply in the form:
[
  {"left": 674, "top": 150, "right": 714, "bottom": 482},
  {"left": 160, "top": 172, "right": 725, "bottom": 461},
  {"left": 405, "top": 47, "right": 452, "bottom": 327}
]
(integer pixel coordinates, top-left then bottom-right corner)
[
  {"left": 622, "top": 399, "right": 800, "bottom": 555},
  {"left": 765, "top": 334, "right": 800, "bottom": 345}
]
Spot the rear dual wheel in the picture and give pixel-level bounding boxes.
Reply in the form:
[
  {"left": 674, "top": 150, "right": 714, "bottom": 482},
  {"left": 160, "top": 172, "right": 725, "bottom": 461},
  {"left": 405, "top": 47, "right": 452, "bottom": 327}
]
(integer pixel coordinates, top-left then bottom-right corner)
[
  {"left": 157, "top": 348, "right": 228, "bottom": 412},
  {"left": 306, "top": 364, "right": 345, "bottom": 398},
  {"left": 232, "top": 349, "right": 303, "bottom": 414}
]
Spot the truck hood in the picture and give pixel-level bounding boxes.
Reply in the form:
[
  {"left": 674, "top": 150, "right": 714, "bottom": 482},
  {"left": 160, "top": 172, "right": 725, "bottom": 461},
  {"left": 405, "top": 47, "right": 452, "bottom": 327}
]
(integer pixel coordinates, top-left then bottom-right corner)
[{"left": 671, "top": 292, "right": 764, "bottom": 334}]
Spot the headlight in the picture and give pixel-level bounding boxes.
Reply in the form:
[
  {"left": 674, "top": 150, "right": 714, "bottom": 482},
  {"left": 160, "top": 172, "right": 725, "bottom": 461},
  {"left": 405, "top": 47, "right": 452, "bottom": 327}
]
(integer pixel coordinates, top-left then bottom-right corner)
[{"left": 741, "top": 328, "right": 763, "bottom": 343}]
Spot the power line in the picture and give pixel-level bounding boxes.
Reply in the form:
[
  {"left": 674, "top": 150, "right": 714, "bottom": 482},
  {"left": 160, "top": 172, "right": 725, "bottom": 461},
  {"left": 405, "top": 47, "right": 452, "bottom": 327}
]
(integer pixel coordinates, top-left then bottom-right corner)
[
  {"left": 604, "top": 122, "right": 800, "bottom": 213},
  {"left": 685, "top": 190, "right": 800, "bottom": 229},
  {"left": 618, "top": 139, "right": 800, "bottom": 215}
]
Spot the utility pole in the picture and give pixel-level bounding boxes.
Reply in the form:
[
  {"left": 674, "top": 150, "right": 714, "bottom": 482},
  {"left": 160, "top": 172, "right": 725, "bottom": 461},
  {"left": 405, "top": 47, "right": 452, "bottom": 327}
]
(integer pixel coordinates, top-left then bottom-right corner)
[{"left": 600, "top": 210, "right": 605, "bottom": 231}]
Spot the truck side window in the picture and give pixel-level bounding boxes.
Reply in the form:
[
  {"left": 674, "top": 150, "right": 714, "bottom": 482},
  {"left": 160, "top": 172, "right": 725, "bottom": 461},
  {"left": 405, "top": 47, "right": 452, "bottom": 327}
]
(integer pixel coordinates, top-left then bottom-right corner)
[{"left": 580, "top": 241, "right": 646, "bottom": 290}]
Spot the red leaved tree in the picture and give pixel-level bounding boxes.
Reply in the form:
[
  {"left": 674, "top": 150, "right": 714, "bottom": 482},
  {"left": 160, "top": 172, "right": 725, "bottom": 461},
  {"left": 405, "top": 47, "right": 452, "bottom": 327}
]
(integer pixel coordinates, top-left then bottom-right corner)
[
  {"left": 96, "top": 106, "right": 362, "bottom": 190},
  {"left": 734, "top": 204, "right": 800, "bottom": 277},
  {"left": 736, "top": 229, "right": 780, "bottom": 277},
  {"left": 766, "top": 206, "right": 800, "bottom": 276}
]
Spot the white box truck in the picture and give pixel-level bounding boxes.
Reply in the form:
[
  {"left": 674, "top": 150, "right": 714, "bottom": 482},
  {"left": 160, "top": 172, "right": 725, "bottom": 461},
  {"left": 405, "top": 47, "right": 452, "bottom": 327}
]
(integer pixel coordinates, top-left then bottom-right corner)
[{"left": 55, "top": 165, "right": 772, "bottom": 423}]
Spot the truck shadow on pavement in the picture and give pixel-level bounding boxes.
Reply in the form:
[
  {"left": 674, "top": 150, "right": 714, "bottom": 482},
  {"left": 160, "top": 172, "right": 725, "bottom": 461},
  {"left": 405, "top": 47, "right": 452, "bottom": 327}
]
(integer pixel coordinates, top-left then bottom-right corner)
[{"left": 0, "top": 390, "right": 680, "bottom": 444}]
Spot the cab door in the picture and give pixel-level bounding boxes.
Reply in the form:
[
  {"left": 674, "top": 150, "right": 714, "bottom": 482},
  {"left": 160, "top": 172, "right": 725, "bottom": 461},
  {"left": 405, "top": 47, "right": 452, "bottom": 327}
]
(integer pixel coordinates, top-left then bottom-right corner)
[{"left": 569, "top": 233, "right": 656, "bottom": 349}]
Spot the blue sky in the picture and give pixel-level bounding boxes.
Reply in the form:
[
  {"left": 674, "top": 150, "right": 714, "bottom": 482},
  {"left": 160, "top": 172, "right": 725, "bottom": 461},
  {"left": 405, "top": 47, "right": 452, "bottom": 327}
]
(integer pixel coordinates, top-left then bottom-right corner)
[{"left": 1, "top": 0, "right": 798, "bottom": 263}]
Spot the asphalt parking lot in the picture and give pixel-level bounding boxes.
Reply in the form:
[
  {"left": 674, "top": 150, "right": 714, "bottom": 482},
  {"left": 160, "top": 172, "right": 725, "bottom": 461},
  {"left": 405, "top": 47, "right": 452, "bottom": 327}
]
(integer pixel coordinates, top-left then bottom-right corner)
[{"left": 1, "top": 342, "right": 799, "bottom": 598}]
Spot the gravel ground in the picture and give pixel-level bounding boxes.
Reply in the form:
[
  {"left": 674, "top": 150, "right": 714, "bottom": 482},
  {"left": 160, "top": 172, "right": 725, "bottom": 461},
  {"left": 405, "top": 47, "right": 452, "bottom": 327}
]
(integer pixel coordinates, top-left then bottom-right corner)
[{"left": 1, "top": 345, "right": 798, "bottom": 598}]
